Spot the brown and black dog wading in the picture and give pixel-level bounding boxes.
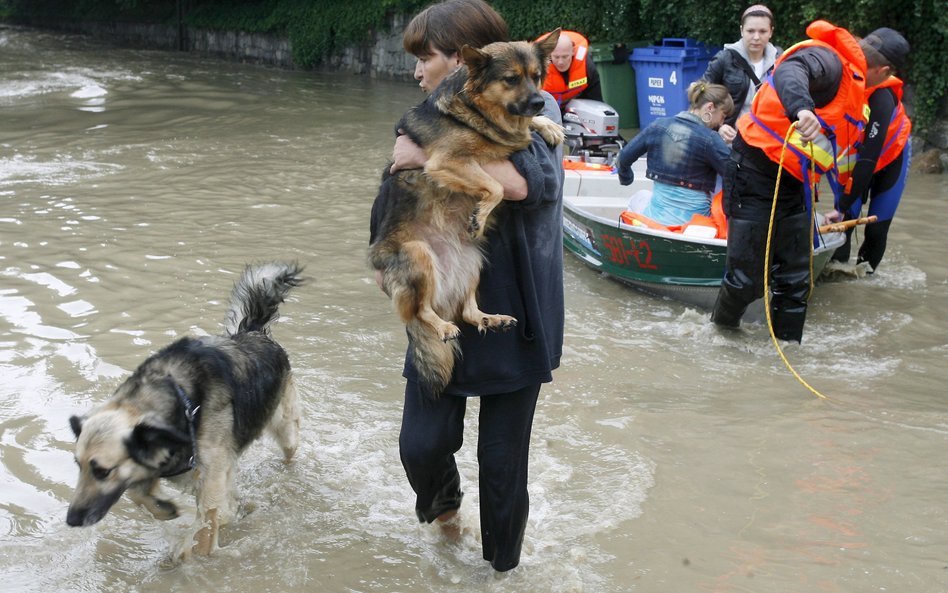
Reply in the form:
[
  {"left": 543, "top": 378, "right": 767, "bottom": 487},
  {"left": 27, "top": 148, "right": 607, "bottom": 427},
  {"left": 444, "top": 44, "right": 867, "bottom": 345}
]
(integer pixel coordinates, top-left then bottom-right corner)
[{"left": 67, "top": 262, "right": 304, "bottom": 561}]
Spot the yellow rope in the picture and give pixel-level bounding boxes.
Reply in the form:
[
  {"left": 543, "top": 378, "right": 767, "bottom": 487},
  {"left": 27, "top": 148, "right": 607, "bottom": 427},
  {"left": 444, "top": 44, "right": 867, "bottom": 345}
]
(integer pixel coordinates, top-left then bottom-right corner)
[{"left": 763, "top": 122, "right": 828, "bottom": 400}]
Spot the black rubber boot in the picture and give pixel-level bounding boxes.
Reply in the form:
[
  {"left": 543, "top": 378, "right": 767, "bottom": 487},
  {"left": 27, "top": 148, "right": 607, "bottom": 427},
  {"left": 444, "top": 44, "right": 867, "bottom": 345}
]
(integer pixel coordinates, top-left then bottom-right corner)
[
  {"left": 769, "top": 211, "right": 811, "bottom": 343},
  {"left": 711, "top": 287, "right": 746, "bottom": 328},
  {"left": 712, "top": 217, "right": 768, "bottom": 328},
  {"left": 830, "top": 226, "right": 854, "bottom": 263},
  {"left": 857, "top": 218, "right": 892, "bottom": 272}
]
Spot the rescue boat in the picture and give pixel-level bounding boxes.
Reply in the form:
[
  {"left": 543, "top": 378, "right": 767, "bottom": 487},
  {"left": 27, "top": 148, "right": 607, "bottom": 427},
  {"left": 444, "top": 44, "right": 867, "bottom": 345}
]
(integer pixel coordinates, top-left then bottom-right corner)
[{"left": 561, "top": 161, "right": 847, "bottom": 321}]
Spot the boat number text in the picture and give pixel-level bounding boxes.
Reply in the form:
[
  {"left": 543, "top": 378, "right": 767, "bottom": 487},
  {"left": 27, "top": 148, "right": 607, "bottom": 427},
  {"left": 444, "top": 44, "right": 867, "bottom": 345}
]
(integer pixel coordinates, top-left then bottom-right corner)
[{"left": 600, "top": 233, "right": 658, "bottom": 270}]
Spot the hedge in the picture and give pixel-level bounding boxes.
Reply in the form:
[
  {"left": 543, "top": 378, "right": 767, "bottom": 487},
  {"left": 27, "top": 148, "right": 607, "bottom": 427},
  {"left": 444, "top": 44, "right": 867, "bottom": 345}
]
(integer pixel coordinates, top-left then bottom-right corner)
[{"left": 2, "top": 0, "right": 944, "bottom": 133}]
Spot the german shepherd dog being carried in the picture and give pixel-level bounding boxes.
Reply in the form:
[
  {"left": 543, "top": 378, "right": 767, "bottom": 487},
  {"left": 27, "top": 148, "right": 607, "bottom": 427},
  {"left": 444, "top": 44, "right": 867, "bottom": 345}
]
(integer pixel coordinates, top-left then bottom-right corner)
[
  {"left": 370, "top": 31, "right": 563, "bottom": 396},
  {"left": 67, "top": 262, "right": 304, "bottom": 560}
]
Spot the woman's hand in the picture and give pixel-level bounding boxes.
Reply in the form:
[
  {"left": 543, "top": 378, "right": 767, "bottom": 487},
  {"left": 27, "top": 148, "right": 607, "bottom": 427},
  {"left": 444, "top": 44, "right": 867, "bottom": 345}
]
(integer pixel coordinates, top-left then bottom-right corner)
[
  {"left": 390, "top": 131, "right": 427, "bottom": 173},
  {"left": 483, "top": 160, "right": 527, "bottom": 201},
  {"left": 718, "top": 123, "right": 737, "bottom": 145},
  {"left": 389, "top": 132, "right": 527, "bottom": 200}
]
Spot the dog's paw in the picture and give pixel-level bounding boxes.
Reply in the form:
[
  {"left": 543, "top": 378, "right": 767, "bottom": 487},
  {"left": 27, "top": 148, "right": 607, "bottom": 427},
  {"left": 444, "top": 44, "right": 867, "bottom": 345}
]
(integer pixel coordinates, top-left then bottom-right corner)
[
  {"left": 165, "top": 537, "right": 194, "bottom": 566},
  {"left": 467, "top": 204, "right": 481, "bottom": 237},
  {"left": 468, "top": 210, "right": 482, "bottom": 237},
  {"left": 159, "top": 549, "right": 186, "bottom": 569},
  {"left": 237, "top": 501, "right": 258, "bottom": 521},
  {"left": 439, "top": 322, "right": 461, "bottom": 342},
  {"left": 479, "top": 314, "right": 518, "bottom": 334},
  {"left": 151, "top": 498, "right": 180, "bottom": 521},
  {"left": 531, "top": 115, "right": 565, "bottom": 147},
  {"left": 540, "top": 125, "right": 565, "bottom": 147}
]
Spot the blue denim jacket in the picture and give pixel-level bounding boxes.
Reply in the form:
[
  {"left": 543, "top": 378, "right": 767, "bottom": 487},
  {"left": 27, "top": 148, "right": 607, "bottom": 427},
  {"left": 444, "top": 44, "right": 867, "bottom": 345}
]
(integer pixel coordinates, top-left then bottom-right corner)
[{"left": 617, "top": 111, "right": 731, "bottom": 194}]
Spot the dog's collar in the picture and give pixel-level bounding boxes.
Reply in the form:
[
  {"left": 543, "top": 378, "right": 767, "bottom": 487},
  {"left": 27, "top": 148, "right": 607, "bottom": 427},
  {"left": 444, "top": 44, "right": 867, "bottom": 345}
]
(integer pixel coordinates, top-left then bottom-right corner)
[{"left": 161, "top": 382, "right": 201, "bottom": 477}]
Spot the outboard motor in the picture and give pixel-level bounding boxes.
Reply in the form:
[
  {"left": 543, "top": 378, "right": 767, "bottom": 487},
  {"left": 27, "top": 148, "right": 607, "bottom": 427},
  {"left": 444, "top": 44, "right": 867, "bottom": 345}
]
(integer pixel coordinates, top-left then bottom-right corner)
[{"left": 561, "top": 98, "right": 625, "bottom": 165}]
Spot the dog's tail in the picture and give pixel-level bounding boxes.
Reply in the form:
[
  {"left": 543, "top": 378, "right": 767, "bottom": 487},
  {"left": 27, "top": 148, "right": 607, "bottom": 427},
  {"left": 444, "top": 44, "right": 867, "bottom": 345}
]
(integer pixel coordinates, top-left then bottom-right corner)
[
  {"left": 224, "top": 262, "right": 305, "bottom": 336},
  {"left": 407, "top": 319, "right": 460, "bottom": 398}
]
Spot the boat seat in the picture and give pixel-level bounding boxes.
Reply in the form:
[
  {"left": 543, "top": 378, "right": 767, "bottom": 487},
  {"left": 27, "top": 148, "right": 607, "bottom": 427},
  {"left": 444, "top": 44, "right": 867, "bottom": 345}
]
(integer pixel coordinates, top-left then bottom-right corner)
[{"left": 619, "top": 190, "right": 727, "bottom": 239}]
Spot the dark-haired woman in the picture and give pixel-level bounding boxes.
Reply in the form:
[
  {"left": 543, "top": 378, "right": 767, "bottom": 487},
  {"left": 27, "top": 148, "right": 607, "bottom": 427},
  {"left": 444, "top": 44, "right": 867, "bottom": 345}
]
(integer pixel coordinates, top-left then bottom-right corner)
[
  {"left": 368, "top": 0, "right": 564, "bottom": 573},
  {"left": 702, "top": 4, "right": 781, "bottom": 144}
]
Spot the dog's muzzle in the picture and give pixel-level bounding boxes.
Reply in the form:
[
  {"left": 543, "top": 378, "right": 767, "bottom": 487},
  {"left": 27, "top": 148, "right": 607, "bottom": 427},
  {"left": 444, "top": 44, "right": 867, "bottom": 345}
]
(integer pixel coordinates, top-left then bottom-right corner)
[
  {"left": 67, "top": 487, "right": 125, "bottom": 527},
  {"left": 509, "top": 93, "right": 546, "bottom": 117}
]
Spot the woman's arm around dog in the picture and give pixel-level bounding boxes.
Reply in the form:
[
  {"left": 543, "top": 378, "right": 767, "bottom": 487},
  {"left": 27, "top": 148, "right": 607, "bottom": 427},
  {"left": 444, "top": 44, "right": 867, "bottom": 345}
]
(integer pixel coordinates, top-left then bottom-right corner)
[{"left": 390, "top": 132, "right": 528, "bottom": 200}]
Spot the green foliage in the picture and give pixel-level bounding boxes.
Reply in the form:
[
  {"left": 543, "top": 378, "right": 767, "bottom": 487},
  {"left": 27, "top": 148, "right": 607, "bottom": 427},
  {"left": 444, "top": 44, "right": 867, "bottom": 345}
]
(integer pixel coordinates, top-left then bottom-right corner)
[
  {"left": 0, "top": 0, "right": 174, "bottom": 21},
  {"left": 279, "top": 0, "right": 416, "bottom": 66},
  {"left": 182, "top": 0, "right": 421, "bottom": 67},
  {"left": 2, "top": 0, "right": 944, "bottom": 133},
  {"left": 729, "top": 0, "right": 947, "bottom": 133},
  {"left": 490, "top": 0, "right": 945, "bottom": 134},
  {"left": 491, "top": 0, "right": 642, "bottom": 43},
  {"left": 185, "top": 1, "right": 285, "bottom": 32}
]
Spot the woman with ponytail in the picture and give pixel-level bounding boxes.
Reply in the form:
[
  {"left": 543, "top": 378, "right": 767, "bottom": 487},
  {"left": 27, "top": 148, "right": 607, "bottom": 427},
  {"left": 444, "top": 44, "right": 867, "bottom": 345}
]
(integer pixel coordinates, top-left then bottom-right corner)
[{"left": 615, "top": 81, "right": 733, "bottom": 226}]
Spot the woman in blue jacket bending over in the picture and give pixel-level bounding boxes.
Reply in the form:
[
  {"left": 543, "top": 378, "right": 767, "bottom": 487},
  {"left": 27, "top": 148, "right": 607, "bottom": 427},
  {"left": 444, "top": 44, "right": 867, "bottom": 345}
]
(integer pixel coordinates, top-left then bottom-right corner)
[{"left": 616, "top": 82, "right": 733, "bottom": 226}]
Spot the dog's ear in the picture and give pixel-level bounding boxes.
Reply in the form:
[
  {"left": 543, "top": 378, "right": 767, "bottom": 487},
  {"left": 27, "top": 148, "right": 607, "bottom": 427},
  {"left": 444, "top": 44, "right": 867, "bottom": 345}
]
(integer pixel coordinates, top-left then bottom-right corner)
[
  {"left": 69, "top": 415, "right": 84, "bottom": 439},
  {"left": 126, "top": 423, "right": 191, "bottom": 469},
  {"left": 536, "top": 28, "right": 561, "bottom": 60},
  {"left": 460, "top": 44, "right": 491, "bottom": 75}
]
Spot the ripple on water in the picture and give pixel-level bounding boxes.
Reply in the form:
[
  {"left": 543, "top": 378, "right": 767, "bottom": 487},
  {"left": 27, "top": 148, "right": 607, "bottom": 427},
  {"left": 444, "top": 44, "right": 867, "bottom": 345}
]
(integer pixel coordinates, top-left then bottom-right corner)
[
  {"left": 0, "top": 154, "right": 123, "bottom": 186},
  {"left": 2, "top": 25, "right": 946, "bottom": 593}
]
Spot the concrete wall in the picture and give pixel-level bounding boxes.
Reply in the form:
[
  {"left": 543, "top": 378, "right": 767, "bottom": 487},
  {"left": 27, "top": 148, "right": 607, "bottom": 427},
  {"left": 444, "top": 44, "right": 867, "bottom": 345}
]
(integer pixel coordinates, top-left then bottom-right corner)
[
  {"left": 324, "top": 13, "right": 416, "bottom": 79},
  {"left": 56, "top": 15, "right": 416, "bottom": 80}
]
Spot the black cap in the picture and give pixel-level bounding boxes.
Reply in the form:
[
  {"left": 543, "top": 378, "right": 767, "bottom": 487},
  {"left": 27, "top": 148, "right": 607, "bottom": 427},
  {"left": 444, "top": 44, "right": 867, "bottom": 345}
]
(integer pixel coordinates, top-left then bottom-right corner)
[{"left": 863, "top": 28, "right": 909, "bottom": 71}]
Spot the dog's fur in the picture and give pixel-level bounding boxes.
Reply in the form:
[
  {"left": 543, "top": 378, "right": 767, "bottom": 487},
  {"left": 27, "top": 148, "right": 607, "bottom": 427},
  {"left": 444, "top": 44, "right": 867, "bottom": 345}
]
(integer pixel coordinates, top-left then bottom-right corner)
[
  {"left": 67, "top": 262, "right": 304, "bottom": 559},
  {"left": 369, "top": 32, "right": 563, "bottom": 396}
]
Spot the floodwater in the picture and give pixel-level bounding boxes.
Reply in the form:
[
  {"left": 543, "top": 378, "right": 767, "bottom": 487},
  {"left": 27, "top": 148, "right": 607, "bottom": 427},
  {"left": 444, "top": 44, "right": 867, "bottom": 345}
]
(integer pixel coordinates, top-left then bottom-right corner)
[{"left": 2, "top": 24, "right": 947, "bottom": 593}]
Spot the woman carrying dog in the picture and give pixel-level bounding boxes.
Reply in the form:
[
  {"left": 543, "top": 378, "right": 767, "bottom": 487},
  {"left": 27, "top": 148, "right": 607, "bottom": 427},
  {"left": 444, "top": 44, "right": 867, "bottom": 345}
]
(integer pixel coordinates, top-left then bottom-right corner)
[{"left": 368, "top": 0, "right": 564, "bottom": 573}]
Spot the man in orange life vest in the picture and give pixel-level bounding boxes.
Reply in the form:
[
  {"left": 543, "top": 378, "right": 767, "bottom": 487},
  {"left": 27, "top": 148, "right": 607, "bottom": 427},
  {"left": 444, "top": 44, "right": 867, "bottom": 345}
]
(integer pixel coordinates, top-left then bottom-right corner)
[
  {"left": 710, "top": 21, "right": 909, "bottom": 342},
  {"left": 541, "top": 30, "right": 603, "bottom": 106},
  {"left": 825, "top": 29, "right": 911, "bottom": 273}
]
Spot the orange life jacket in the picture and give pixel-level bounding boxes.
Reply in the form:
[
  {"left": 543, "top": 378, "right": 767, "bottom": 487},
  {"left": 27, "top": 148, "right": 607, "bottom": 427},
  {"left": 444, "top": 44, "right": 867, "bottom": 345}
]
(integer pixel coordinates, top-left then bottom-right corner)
[
  {"left": 737, "top": 20, "right": 868, "bottom": 185},
  {"left": 873, "top": 76, "right": 911, "bottom": 172},
  {"left": 833, "top": 76, "right": 911, "bottom": 192},
  {"left": 538, "top": 30, "right": 591, "bottom": 105},
  {"left": 619, "top": 191, "right": 728, "bottom": 240},
  {"left": 562, "top": 159, "right": 612, "bottom": 172}
]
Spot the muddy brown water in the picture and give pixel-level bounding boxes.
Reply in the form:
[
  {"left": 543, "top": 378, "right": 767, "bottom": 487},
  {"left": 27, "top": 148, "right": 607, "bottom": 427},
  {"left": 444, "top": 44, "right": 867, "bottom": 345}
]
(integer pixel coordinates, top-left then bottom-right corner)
[{"left": 2, "top": 25, "right": 947, "bottom": 593}]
